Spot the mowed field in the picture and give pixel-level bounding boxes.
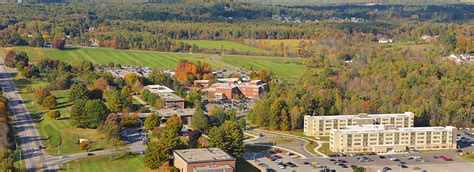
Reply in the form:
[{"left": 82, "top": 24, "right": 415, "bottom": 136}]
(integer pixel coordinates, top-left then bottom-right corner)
[
  {"left": 180, "top": 40, "right": 270, "bottom": 55},
  {"left": 219, "top": 55, "right": 306, "bottom": 83},
  {"left": 13, "top": 74, "right": 113, "bottom": 155},
  {"left": 3, "top": 47, "right": 220, "bottom": 69},
  {"left": 60, "top": 154, "right": 152, "bottom": 172}
]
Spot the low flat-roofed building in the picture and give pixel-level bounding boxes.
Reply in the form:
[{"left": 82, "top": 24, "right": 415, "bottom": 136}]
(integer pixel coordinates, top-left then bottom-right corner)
[
  {"left": 304, "top": 112, "right": 414, "bottom": 137},
  {"left": 330, "top": 125, "right": 456, "bottom": 153},
  {"left": 205, "top": 79, "right": 267, "bottom": 100},
  {"left": 173, "top": 148, "right": 236, "bottom": 172},
  {"left": 144, "top": 85, "right": 185, "bottom": 109},
  {"left": 156, "top": 108, "right": 194, "bottom": 125}
]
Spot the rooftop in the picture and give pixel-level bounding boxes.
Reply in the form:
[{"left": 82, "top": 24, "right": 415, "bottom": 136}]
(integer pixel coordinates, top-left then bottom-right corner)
[
  {"left": 305, "top": 112, "right": 414, "bottom": 120},
  {"left": 157, "top": 108, "right": 194, "bottom": 117},
  {"left": 145, "top": 85, "right": 174, "bottom": 93},
  {"left": 194, "top": 165, "right": 233, "bottom": 172},
  {"left": 333, "top": 125, "right": 455, "bottom": 134},
  {"left": 174, "top": 148, "right": 235, "bottom": 164}
]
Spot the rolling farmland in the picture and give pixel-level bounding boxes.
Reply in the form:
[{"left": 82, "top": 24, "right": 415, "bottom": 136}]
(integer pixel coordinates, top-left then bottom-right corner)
[
  {"left": 180, "top": 40, "right": 270, "bottom": 55},
  {"left": 219, "top": 55, "right": 307, "bottom": 83},
  {"left": 3, "top": 47, "right": 220, "bottom": 69}
]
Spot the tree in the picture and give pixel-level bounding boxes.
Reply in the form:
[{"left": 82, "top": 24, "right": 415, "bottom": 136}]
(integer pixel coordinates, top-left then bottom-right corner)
[
  {"left": 80, "top": 140, "right": 92, "bottom": 152},
  {"left": 21, "top": 66, "right": 39, "bottom": 78},
  {"left": 30, "top": 34, "right": 45, "bottom": 47},
  {"left": 144, "top": 112, "right": 160, "bottom": 130},
  {"left": 15, "top": 51, "right": 29, "bottom": 67},
  {"left": 35, "top": 87, "right": 51, "bottom": 105},
  {"left": 145, "top": 121, "right": 184, "bottom": 169},
  {"left": 68, "top": 83, "right": 88, "bottom": 102},
  {"left": 207, "top": 120, "right": 245, "bottom": 157},
  {"left": 99, "top": 113, "right": 121, "bottom": 142},
  {"left": 238, "top": 119, "right": 246, "bottom": 130},
  {"left": 84, "top": 99, "right": 110, "bottom": 128},
  {"left": 191, "top": 107, "right": 209, "bottom": 132},
  {"left": 70, "top": 99, "right": 87, "bottom": 127},
  {"left": 280, "top": 108, "right": 290, "bottom": 131},
  {"left": 121, "top": 113, "right": 140, "bottom": 127},
  {"left": 51, "top": 37, "right": 66, "bottom": 49},
  {"left": 164, "top": 114, "right": 183, "bottom": 134},
  {"left": 47, "top": 110, "right": 61, "bottom": 119},
  {"left": 187, "top": 129, "right": 202, "bottom": 148},
  {"left": 42, "top": 95, "right": 57, "bottom": 110},
  {"left": 107, "top": 91, "right": 127, "bottom": 112},
  {"left": 0, "top": 149, "right": 15, "bottom": 171},
  {"left": 4, "top": 51, "right": 16, "bottom": 67}
]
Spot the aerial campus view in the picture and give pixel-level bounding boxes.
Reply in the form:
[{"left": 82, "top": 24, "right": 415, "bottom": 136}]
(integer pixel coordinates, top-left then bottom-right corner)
[{"left": 0, "top": 0, "right": 473, "bottom": 172}]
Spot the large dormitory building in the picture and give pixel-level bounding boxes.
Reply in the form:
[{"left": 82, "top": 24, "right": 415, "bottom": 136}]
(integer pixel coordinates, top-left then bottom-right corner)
[{"left": 304, "top": 112, "right": 457, "bottom": 153}]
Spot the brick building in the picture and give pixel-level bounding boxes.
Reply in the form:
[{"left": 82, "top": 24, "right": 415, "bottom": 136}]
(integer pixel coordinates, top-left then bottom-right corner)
[
  {"left": 204, "top": 78, "right": 267, "bottom": 100},
  {"left": 173, "top": 148, "right": 236, "bottom": 172}
]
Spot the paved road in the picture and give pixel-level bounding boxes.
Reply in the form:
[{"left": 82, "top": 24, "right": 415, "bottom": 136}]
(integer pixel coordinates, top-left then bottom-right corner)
[
  {"left": 244, "top": 130, "right": 315, "bottom": 158},
  {"left": 0, "top": 58, "right": 47, "bottom": 171}
]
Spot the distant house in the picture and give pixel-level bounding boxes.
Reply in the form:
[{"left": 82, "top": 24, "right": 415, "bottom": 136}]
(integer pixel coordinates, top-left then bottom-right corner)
[
  {"left": 447, "top": 54, "right": 473, "bottom": 64},
  {"left": 420, "top": 35, "right": 438, "bottom": 42},
  {"left": 378, "top": 38, "right": 393, "bottom": 44},
  {"left": 173, "top": 148, "right": 236, "bottom": 172}
]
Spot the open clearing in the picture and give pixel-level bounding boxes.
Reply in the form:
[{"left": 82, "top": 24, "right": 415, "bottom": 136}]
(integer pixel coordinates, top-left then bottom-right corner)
[
  {"left": 59, "top": 154, "right": 151, "bottom": 172},
  {"left": 13, "top": 74, "right": 113, "bottom": 155},
  {"left": 219, "top": 55, "right": 306, "bottom": 83},
  {"left": 3, "top": 47, "right": 220, "bottom": 69},
  {"left": 180, "top": 40, "right": 269, "bottom": 55}
]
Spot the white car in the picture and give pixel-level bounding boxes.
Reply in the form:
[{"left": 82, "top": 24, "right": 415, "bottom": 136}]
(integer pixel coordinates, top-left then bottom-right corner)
[
  {"left": 278, "top": 165, "right": 286, "bottom": 169},
  {"left": 390, "top": 157, "right": 398, "bottom": 161}
]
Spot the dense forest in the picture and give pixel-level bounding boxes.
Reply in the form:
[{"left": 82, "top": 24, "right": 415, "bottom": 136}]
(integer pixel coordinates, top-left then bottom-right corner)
[{"left": 1, "top": 2, "right": 474, "bottom": 55}]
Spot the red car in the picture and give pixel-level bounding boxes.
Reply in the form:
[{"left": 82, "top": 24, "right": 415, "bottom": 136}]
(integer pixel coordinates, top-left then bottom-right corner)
[
  {"left": 443, "top": 157, "right": 453, "bottom": 161},
  {"left": 266, "top": 155, "right": 276, "bottom": 161}
]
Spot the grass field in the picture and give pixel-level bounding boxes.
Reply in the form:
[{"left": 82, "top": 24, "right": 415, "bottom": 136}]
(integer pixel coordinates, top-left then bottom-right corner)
[
  {"left": 318, "top": 142, "right": 337, "bottom": 156},
  {"left": 180, "top": 40, "right": 270, "bottom": 55},
  {"left": 460, "top": 153, "right": 474, "bottom": 163},
  {"left": 219, "top": 55, "right": 306, "bottom": 83},
  {"left": 268, "top": 138, "right": 297, "bottom": 145},
  {"left": 244, "top": 39, "right": 315, "bottom": 48},
  {"left": 59, "top": 154, "right": 152, "bottom": 172},
  {"left": 3, "top": 47, "right": 221, "bottom": 70},
  {"left": 13, "top": 75, "right": 113, "bottom": 155}
]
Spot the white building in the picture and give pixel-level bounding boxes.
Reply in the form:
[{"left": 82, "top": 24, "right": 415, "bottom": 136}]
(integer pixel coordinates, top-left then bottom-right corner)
[{"left": 330, "top": 125, "right": 457, "bottom": 153}]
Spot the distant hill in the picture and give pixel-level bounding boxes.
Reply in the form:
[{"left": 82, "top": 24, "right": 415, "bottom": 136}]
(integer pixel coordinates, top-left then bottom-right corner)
[{"left": 236, "top": 0, "right": 472, "bottom": 5}]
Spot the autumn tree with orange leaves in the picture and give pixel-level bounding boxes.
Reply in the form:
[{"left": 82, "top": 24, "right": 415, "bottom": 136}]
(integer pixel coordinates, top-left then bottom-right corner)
[{"left": 175, "top": 60, "right": 213, "bottom": 85}]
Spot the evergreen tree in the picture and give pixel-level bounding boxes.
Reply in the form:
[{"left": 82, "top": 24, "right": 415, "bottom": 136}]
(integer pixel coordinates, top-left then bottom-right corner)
[
  {"left": 208, "top": 120, "right": 245, "bottom": 157},
  {"left": 191, "top": 107, "right": 209, "bottom": 132},
  {"left": 144, "top": 112, "right": 160, "bottom": 130},
  {"left": 84, "top": 99, "right": 110, "bottom": 128},
  {"left": 68, "top": 83, "right": 88, "bottom": 102},
  {"left": 280, "top": 108, "right": 290, "bottom": 131}
]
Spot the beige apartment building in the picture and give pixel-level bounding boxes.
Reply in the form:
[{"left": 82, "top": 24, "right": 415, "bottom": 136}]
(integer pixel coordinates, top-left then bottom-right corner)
[
  {"left": 304, "top": 112, "right": 414, "bottom": 137},
  {"left": 330, "top": 125, "right": 457, "bottom": 153}
]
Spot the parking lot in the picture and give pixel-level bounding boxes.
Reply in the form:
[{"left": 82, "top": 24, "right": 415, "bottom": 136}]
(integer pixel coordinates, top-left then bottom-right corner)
[{"left": 245, "top": 147, "right": 474, "bottom": 172}]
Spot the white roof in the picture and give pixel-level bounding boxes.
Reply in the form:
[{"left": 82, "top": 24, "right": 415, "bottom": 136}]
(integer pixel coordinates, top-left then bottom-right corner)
[
  {"left": 333, "top": 125, "right": 455, "bottom": 134},
  {"left": 145, "top": 85, "right": 174, "bottom": 93},
  {"left": 305, "top": 112, "right": 414, "bottom": 120}
]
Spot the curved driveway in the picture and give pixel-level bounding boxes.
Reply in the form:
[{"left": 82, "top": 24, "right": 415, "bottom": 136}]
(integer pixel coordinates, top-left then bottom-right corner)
[{"left": 244, "top": 130, "right": 315, "bottom": 158}]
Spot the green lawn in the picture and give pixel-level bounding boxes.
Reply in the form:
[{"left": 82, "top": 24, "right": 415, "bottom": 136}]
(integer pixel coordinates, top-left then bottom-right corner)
[
  {"left": 305, "top": 141, "right": 321, "bottom": 157},
  {"left": 180, "top": 40, "right": 269, "bottom": 55},
  {"left": 318, "top": 142, "right": 337, "bottom": 156},
  {"left": 268, "top": 138, "right": 297, "bottom": 145},
  {"left": 219, "top": 55, "right": 307, "bottom": 83},
  {"left": 460, "top": 153, "right": 474, "bottom": 163},
  {"left": 13, "top": 75, "right": 113, "bottom": 155},
  {"left": 4, "top": 46, "right": 221, "bottom": 70},
  {"left": 59, "top": 154, "right": 152, "bottom": 172}
]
